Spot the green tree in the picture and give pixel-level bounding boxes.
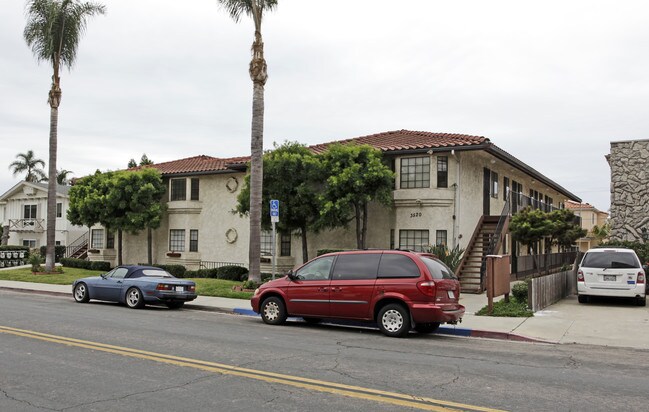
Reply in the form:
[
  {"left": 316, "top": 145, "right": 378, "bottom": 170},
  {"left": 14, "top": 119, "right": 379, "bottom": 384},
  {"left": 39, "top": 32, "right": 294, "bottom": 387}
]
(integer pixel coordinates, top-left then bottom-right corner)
[
  {"left": 509, "top": 207, "right": 553, "bottom": 273},
  {"left": 127, "top": 154, "right": 154, "bottom": 168},
  {"left": 127, "top": 159, "right": 137, "bottom": 168},
  {"left": 236, "top": 142, "right": 321, "bottom": 263},
  {"left": 56, "top": 169, "right": 73, "bottom": 185},
  {"left": 68, "top": 169, "right": 165, "bottom": 265},
  {"left": 318, "top": 144, "right": 395, "bottom": 249},
  {"left": 9, "top": 150, "right": 46, "bottom": 182},
  {"left": 24, "top": 0, "right": 106, "bottom": 272},
  {"left": 547, "top": 208, "right": 587, "bottom": 250},
  {"left": 218, "top": 0, "right": 278, "bottom": 282},
  {"left": 591, "top": 223, "right": 610, "bottom": 243}
]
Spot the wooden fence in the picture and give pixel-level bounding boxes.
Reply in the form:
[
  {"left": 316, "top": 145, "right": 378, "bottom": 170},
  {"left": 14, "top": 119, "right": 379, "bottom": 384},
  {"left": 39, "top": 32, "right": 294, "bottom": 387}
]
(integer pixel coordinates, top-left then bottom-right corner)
[{"left": 528, "top": 269, "right": 577, "bottom": 312}]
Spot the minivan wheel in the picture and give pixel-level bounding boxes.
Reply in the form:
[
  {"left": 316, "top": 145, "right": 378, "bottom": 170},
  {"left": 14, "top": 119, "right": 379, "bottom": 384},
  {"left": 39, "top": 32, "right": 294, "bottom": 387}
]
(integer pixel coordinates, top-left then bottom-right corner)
[
  {"left": 260, "top": 297, "right": 287, "bottom": 325},
  {"left": 414, "top": 322, "right": 440, "bottom": 334},
  {"left": 577, "top": 295, "right": 589, "bottom": 304},
  {"left": 377, "top": 304, "right": 411, "bottom": 338}
]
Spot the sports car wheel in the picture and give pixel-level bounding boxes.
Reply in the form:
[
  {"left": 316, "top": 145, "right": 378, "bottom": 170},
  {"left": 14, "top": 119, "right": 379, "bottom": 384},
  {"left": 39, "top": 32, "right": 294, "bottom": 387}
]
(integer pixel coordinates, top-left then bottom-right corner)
[
  {"left": 260, "top": 296, "right": 287, "bottom": 325},
  {"left": 125, "top": 287, "right": 145, "bottom": 309},
  {"left": 166, "top": 301, "right": 185, "bottom": 310},
  {"left": 378, "top": 303, "right": 411, "bottom": 338},
  {"left": 73, "top": 283, "right": 90, "bottom": 303}
]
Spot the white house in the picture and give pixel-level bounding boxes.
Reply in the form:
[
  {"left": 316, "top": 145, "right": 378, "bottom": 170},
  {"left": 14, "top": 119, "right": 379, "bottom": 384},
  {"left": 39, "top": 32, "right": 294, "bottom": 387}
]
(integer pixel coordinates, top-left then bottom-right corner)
[
  {"left": 0, "top": 181, "right": 87, "bottom": 251},
  {"left": 83, "top": 130, "right": 583, "bottom": 292}
]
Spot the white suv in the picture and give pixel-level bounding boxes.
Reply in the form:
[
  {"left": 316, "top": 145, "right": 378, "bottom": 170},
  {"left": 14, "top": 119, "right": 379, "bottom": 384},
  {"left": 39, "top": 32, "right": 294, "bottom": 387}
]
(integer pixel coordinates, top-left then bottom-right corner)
[{"left": 577, "top": 248, "right": 646, "bottom": 306}]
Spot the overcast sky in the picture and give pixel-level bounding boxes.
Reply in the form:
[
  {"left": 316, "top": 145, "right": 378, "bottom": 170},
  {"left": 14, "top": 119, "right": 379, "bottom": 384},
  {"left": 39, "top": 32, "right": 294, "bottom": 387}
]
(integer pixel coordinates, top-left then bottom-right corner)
[{"left": 2, "top": 0, "right": 648, "bottom": 212}]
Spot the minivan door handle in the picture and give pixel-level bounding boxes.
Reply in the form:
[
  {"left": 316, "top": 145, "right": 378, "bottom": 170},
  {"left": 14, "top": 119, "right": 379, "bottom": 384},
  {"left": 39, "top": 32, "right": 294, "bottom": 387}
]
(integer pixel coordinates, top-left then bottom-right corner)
[{"left": 318, "top": 287, "right": 328, "bottom": 292}]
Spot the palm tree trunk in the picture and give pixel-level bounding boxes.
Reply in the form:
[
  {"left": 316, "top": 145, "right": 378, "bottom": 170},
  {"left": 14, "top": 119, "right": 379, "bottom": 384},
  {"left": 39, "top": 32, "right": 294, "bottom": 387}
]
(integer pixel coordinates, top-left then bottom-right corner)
[
  {"left": 44, "top": 86, "right": 61, "bottom": 272},
  {"left": 354, "top": 203, "right": 362, "bottom": 249},
  {"left": 248, "top": 81, "right": 264, "bottom": 282},
  {"left": 361, "top": 201, "right": 368, "bottom": 249},
  {"left": 118, "top": 229, "right": 123, "bottom": 266}
]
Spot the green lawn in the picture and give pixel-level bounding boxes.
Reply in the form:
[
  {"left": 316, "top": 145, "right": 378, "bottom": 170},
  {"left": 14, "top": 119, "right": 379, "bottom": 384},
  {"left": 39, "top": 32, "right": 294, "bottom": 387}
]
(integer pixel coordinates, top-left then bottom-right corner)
[{"left": 0, "top": 268, "right": 253, "bottom": 300}]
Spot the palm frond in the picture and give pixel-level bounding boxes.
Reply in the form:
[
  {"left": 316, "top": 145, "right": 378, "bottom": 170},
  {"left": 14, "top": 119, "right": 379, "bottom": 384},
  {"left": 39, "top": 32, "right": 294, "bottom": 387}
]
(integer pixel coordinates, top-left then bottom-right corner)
[{"left": 216, "top": 0, "right": 277, "bottom": 23}]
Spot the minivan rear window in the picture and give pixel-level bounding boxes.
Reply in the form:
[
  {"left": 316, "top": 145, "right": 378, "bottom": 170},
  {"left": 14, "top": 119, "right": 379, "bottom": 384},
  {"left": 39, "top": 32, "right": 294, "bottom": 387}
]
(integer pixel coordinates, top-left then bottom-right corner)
[
  {"left": 421, "top": 257, "right": 458, "bottom": 280},
  {"left": 581, "top": 251, "right": 640, "bottom": 269}
]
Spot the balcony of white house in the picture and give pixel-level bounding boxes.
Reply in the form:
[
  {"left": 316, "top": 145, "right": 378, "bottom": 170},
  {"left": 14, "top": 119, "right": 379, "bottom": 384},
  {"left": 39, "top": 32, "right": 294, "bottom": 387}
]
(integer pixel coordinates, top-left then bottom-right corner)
[{"left": 8, "top": 219, "right": 45, "bottom": 233}]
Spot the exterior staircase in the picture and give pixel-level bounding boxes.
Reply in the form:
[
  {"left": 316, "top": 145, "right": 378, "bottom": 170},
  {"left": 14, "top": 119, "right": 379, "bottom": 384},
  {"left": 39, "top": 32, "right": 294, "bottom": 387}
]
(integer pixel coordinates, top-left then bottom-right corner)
[
  {"left": 65, "top": 232, "right": 89, "bottom": 260},
  {"left": 456, "top": 216, "right": 500, "bottom": 294}
]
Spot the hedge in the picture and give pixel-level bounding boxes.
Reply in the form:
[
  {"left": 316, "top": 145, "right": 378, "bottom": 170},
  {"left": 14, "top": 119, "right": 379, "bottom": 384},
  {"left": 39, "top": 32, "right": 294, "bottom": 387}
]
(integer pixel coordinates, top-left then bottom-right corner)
[
  {"left": 61, "top": 258, "right": 111, "bottom": 272},
  {"left": 0, "top": 246, "right": 30, "bottom": 251},
  {"left": 217, "top": 265, "right": 249, "bottom": 281}
]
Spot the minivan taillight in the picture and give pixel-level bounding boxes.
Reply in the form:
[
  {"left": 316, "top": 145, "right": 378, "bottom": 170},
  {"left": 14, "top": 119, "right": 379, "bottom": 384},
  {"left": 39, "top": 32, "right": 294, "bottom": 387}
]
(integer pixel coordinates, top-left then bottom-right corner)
[
  {"left": 577, "top": 270, "right": 584, "bottom": 282},
  {"left": 417, "top": 280, "right": 436, "bottom": 297},
  {"left": 638, "top": 271, "right": 645, "bottom": 284}
]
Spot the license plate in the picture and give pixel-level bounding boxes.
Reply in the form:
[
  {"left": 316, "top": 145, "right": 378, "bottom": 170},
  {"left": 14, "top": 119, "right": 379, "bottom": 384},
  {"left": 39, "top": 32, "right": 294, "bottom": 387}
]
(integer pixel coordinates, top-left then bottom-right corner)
[
  {"left": 447, "top": 290, "right": 455, "bottom": 299},
  {"left": 603, "top": 275, "right": 616, "bottom": 282},
  {"left": 175, "top": 286, "right": 184, "bottom": 292}
]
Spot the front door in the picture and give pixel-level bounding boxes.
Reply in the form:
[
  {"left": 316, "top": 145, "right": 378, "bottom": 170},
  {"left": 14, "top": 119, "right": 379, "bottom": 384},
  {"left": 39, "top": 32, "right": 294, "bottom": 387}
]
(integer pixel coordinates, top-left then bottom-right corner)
[
  {"left": 286, "top": 255, "right": 335, "bottom": 317},
  {"left": 483, "top": 168, "right": 491, "bottom": 215}
]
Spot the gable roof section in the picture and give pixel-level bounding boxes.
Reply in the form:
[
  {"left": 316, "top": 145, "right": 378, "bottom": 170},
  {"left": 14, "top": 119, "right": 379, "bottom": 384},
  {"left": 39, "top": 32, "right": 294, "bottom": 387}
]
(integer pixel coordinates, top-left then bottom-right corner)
[
  {"left": 139, "top": 155, "right": 249, "bottom": 176},
  {"left": 308, "top": 130, "right": 488, "bottom": 154},
  {"left": 0, "top": 181, "right": 69, "bottom": 201},
  {"left": 134, "top": 130, "right": 580, "bottom": 202}
]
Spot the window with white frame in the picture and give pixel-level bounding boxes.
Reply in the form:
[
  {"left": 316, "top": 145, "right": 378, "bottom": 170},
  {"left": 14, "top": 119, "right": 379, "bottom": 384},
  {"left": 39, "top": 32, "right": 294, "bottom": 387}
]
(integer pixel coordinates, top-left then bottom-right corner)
[
  {"left": 91, "top": 229, "right": 104, "bottom": 249},
  {"left": 169, "top": 229, "right": 185, "bottom": 252},
  {"left": 400, "top": 157, "right": 430, "bottom": 189},
  {"left": 22, "top": 239, "right": 36, "bottom": 248},
  {"left": 437, "top": 156, "right": 448, "bottom": 188},
  {"left": 436, "top": 230, "right": 447, "bottom": 246},
  {"left": 399, "top": 230, "right": 429, "bottom": 252},
  {"left": 24, "top": 205, "right": 37, "bottom": 219},
  {"left": 491, "top": 171, "right": 499, "bottom": 198},
  {"left": 56, "top": 203, "right": 62, "bottom": 218}
]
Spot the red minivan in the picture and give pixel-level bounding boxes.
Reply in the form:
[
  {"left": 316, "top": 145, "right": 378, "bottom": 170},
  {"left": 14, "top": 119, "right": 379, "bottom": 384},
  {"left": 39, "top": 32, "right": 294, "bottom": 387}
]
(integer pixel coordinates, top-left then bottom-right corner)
[{"left": 250, "top": 250, "right": 465, "bottom": 337}]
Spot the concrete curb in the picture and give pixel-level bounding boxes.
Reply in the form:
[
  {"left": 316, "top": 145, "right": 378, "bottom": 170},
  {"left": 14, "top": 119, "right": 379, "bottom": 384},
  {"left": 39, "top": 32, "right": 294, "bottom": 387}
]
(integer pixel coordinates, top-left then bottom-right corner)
[{"left": 1, "top": 285, "right": 551, "bottom": 343}]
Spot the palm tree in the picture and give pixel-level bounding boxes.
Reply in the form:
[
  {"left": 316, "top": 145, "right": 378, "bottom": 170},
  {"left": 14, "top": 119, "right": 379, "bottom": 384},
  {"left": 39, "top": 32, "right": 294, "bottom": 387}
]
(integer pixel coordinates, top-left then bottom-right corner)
[
  {"left": 218, "top": 0, "right": 277, "bottom": 282},
  {"left": 56, "top": 169, "right": 74, "bottom": 185},
  {"left": 24, "top": 0, "right": 105, "bottom": 272},
  {"left": 9, "top": 150, "right": 46, "bottom": 182}
]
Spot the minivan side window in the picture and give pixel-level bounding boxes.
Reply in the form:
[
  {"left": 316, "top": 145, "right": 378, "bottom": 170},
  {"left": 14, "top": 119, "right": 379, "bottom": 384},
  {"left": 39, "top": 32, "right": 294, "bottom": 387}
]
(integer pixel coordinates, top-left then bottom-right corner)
[
  {"left": 377, "top": 254, "right": 421, "bottom": 278},
  {"left": 294, "top": 256, "right": 335, "bottom": 281},
  {"left": 421, "top": 257, "right": 458, "bottom": 280},
  {"left": 331, "top": 254, "right": 380, "bottom": 280}
]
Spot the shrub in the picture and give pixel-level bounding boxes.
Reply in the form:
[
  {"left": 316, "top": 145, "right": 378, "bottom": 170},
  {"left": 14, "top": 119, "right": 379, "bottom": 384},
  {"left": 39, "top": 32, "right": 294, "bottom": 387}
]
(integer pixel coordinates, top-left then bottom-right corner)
[
  {"left": 216, "top": 265, "right": 249, "bottom": 281},
  {"left": 511, "top": 281, "right": 529, "bottom": 304},
  {"left": 425, "top": 244, "right": 465, "bottom": 272},
  {"left": 39, "top": 245, "right": 66, "bottom": 262},
  {"left": 28, "top": 253, "right": 43, "bottom": 272},
  {"left": 0, "top": 245, "right": 30, "bottom": 251},
  {"left": 89, "top": 261, "right": 111, "bottom": 272},
  {"left": 242, "top": 280, "right": 261, "bottom": 290}
]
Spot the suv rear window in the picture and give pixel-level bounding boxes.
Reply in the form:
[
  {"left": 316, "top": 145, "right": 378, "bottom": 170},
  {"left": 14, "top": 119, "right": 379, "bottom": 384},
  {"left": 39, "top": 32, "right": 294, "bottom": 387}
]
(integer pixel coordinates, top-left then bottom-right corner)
[
  {"left": 421, "top": 257, "right": 458, "bottom": 279},
  {"left": 581, "top": 251, "right": 640, "bottom": 269}
]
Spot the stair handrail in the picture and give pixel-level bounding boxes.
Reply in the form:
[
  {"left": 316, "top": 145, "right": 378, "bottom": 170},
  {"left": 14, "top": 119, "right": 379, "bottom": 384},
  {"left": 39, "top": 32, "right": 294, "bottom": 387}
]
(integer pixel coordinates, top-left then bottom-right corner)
[
  {"left": 65, "top": 231, "right": 89, "bottom": 258},
  {"left": 486, "top": 198, "right": 511, "bottom": 256},
  {"left": 454, "top": 215, "right": 486, "bottom": 278}
]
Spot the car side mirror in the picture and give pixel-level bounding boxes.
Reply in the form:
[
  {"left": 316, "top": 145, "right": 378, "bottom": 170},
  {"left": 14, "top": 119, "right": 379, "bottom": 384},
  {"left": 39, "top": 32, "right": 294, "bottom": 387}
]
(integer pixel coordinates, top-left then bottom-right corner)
[{"left": 286, "top": 270, "right": 297, "bottom": 281}]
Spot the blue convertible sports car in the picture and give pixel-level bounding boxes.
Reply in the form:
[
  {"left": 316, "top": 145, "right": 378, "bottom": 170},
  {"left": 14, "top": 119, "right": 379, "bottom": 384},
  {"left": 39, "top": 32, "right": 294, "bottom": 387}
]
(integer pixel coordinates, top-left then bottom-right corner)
[{"left": 72, "top": 265, "right": 197, "bottom": 309}]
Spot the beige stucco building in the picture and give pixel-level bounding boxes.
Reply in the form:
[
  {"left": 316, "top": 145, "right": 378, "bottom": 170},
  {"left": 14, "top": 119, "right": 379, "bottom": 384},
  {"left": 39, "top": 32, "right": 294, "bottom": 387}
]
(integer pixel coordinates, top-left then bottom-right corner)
[
  {"left": 565, "top": 200, "right": 609, "bottom": 252},
  {"left": 86, "top": 130, "right": 581, "bottom": 292}
]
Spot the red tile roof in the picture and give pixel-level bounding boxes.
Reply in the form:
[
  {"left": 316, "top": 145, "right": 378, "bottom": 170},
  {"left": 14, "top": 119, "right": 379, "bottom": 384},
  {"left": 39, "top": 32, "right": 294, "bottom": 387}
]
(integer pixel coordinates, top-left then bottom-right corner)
[
  {"left": 565, "top": 200, "right": 595, "bottom": 210},
  {"left": 308, "top": 129, "right": 488, "bottom": 154},
  {"left": 139, "top": 155, "right": 249, "bottom": 176}
]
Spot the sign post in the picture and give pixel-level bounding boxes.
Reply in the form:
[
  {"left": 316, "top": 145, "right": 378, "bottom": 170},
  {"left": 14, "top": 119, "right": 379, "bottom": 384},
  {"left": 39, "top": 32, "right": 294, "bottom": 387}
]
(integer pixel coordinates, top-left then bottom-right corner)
[{"left": 270, "top": 200, "right": 279, "bottom": 280}]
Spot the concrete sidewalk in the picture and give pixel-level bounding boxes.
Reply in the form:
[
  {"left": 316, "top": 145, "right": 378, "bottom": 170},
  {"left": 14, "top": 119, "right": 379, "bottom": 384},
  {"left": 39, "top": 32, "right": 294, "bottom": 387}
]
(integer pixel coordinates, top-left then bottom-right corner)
[{"left": 1, "top": 279, "right": 648, "bottom": 350}]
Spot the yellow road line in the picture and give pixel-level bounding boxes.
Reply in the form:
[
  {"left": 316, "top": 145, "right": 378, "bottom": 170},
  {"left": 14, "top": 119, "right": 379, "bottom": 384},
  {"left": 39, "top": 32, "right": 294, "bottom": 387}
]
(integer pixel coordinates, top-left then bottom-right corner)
[{"left": 0, "top": 325, "right": 505, "bottom": 412}]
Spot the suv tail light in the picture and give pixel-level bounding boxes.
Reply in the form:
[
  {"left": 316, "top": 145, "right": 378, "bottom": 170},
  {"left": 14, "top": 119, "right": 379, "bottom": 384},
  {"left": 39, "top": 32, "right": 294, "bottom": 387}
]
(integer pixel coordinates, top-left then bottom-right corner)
[
  {"left": 417, "top": 280, "right": 436, "bottom": 297},
  {"left": 638, "top": 271, "right": 645, "bottom": 284},
  {"left": 577, "top": 270, "right": 584, "bottom": 282}
]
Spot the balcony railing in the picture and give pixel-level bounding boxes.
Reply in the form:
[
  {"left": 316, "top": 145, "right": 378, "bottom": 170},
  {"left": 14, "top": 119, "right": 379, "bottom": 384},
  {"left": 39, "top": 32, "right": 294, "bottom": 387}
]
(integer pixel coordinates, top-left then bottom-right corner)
[{"left": 8, "top": 219, "right": 45, "bottom": 232}]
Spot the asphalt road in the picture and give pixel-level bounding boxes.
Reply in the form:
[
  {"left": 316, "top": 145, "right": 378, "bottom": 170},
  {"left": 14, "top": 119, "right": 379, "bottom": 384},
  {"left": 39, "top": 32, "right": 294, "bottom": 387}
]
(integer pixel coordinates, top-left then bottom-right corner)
[{"left": 1, "top": 290, "right": 648, "bottom": 412}]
